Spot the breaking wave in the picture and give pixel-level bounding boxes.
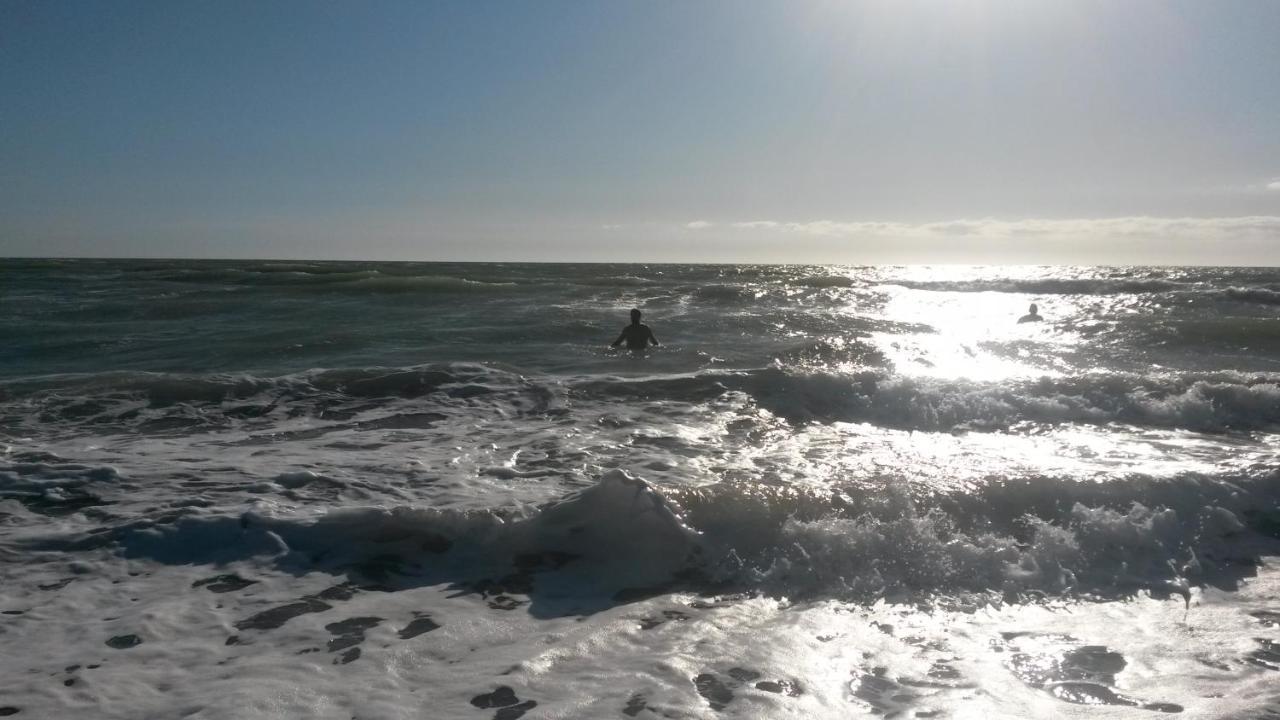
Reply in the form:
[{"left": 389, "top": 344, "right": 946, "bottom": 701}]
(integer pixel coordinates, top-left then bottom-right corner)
[
  {"left": 17, "top": 469, "right": 1280, "bottom": 605},
  {"left": 575, "top": 367, "right": 1280, "bottom": 432},
  {"left": 1220, "top": 286, "right": 1280, "bottom": 306},
  {"left": 6, "top": 363, "right": 1280, "bottom": 436}
]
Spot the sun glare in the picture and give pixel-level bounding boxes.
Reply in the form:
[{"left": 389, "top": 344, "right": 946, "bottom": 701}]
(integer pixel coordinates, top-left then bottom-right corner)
[{"left": 865, "top": 266, "right": 1075, "bottom": 381}]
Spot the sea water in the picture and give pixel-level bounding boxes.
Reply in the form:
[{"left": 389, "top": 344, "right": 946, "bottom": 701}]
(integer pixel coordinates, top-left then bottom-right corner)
[{"left": 1, "top": 259, "right": 1278, "bottom": 718}]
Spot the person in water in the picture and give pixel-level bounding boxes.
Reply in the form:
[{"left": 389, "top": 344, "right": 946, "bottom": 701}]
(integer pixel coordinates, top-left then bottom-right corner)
[
  {"left": 1017, "top": 303, "right": 1043, "bottom": 323},
  {"left": 612, "top": 309, "right": 660, "bottom": 350}
]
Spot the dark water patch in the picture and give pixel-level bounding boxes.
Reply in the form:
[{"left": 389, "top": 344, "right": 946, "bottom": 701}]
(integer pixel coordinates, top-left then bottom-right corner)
[
  {"left": 1047, "top": 683, "right": 1182, "bottom": 712},
  {"left": 1007, "top": 644, "right": 1127, "bottom": 687},
  {"left": 325, "top": 616, "right": 382, "bottom": 654},
  {"left": 493, "top": 701, "right": 537, "bottom": 720},
  {"left": 693, "top": 673, "right": 734, "bottom": 711},
  {"left": 852, "top": 667, "right": 919, "bottom": 715},
  {"left": 1251, "top": 610, "right": 1280, "bottom": 628},
  {"left": 692, "top": 666, "right": 804, "bottom": 710},
  {"left": 236, "top": 598, "right": 332, "bottom": 631},
  {"left": 926, "top": 661, "right": 962, "bottom": 681},
  {"left": 192, "top": 574, "right": 258, "bottom": 593},
  {"left": 1000, "top": 632, "right": 1182, "bottom": 711},
  {"left": 347, "top": 554, "right": 407, "bottom": 584},
  {"left": 0, "top": 707, "right": 20, "bottom": 716},
  {"left": 399, "top": 614, "right": 440, "bottom": 639},
  {"left": 470, "top": 686, "right": 539, "bottom": 717},
  {"left": 639, "top": 609, "right": 690, "bottom": 630},
  {"left": 1247, "top": 639, "right": 1280, "bottom": 671},
  {"left": 485, "top": 595, "right": 527, "bottom": 611},
  {"left": 457, "top": 554, "right": 579, "bottom": 612},
  {"left": 315, "top": 582, "right": 369, "bottom": 601},
  {"left": 755, "top": 679, "right": 803, "bottom": 696},
  {"left": 105, "top": 634, "right": 141, "bottom": 649},
  {"left": 471, "top": 686, "right": 520, "bottom": 709},
  {"left": 623, "top": 693, "right": 648, "bottom": 716}
]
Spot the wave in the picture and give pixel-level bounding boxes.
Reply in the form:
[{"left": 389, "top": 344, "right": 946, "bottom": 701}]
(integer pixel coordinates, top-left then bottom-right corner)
[
  {"left": 692, "top": 284, "right": 753, "bottom": 303},
  {"left": 0, "top": 363, "right": 519, "bottom": 403},
  {"left": 19, "top": 469, "right": 1280, "bottom": 605},
  {"left": 110, "top": 265, "right": 522, "bottom": 293},
  {"left": 798, "top": 275, "right": 859, "bottom": 288},
  {"left": 576, "top": 367, "right": 1280, "bottom": 433},
  {"left": 884, "top": 278, "right": 1186, "bottom": 295},
  {"left": 1220, "top": 286, "right": 1280, "bottom": 306},
  {"left": 1139, "top": 316, "right": 1280, "bottom": 353},
  {"left": 334, "top": 274, "right": 518, "bottom": 293},
  {"left": 6, "top": 364, "right": 1280, "bottom": 436},
  {"left": 884, "top": 275, "right": 1280, "bottom": 310}
]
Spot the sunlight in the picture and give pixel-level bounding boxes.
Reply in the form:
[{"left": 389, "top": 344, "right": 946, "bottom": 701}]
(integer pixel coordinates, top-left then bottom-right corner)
[{"left": 864, "top": 266, "right": 1077, "bottom": 381}]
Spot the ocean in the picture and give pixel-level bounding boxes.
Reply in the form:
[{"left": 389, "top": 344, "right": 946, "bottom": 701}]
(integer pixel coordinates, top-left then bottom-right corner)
[{"left": 2, "top": 259, "right": 1279, "bottom": 719}]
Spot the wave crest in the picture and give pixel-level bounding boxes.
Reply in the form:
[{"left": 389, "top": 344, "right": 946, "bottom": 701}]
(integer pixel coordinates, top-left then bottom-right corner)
[
  {"left": 7, "top": 364, "right": 1280, "bottom": 436},
  {"left": 23, "top": 469, "right": 1279, "bottom": 606}
]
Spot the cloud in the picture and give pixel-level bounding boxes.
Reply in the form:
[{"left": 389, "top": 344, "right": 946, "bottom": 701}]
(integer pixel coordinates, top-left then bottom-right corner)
[
  {"left": 667, "top": 215, "right": 1280, "bottom": 263},
  {"left": 685, "top": 220, "right": 713, "bottom": 229},
  {"left": 712, "top": 216, "right": 1280, "bottom": 241},
  {"left": 1267, "top": 179, "right": 1280, "bottom": 191}
]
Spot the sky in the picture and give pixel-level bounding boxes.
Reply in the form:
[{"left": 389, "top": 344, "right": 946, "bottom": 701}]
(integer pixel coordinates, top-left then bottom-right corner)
[{"left": 2, "top": 0, "right": 1278, "bottom": 264}]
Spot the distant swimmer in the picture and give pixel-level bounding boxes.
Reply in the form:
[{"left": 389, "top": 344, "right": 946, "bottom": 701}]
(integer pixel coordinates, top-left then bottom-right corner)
[
  {"left": 1017, "top": 303, "right": 1044, "bottom": 323},
  {"left": 611, "top": 308, "right": 660, "bottom": 350}
]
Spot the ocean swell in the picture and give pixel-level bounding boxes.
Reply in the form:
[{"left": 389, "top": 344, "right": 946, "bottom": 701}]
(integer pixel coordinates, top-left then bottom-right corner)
[
  {"left": 578, "top": 367, "right": 1280, "bottom": 433},
  {"left": 7, "top": 364, "right": 1280, "bottom": 437}
]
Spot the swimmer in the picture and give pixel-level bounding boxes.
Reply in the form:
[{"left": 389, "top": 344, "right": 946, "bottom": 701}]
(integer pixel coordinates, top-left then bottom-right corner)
[
  {"left": 1017, "top": 303, "right": 1043, "bottom": 323},
  {"left": 611, "top": 308, "right": 659, "bottom": 350}
]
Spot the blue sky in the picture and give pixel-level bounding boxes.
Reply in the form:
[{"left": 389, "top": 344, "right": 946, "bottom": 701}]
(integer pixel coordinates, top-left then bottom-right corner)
[{"left": 2, "top": 0, "right": 1278, "bottom": 263}]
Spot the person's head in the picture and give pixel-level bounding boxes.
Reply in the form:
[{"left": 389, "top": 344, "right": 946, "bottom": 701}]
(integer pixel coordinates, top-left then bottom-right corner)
[
  {"left": 630, "top": 308, "right": 642, "bottom": 324},
  {"left": 1029, "top": 303, "right": 1038, "bottom": 314}
]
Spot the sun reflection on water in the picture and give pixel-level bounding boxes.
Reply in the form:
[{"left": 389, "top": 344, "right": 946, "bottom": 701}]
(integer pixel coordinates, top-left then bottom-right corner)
[{"left": 864, "top": 266, "right": 1082, "bottom": 381}]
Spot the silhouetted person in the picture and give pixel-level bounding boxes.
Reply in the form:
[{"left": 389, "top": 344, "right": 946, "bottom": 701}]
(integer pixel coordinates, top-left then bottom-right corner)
[
  {"left": 612, "top": 309, "right": 659, "bottom": 350},
  {"left": 1018, "top": 303, "right": 1043, "bottom": 323}
]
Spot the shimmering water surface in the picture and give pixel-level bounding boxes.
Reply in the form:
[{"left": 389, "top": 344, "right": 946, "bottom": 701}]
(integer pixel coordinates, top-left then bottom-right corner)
[{"left": 2, "top": 259, "right": 1279, "bottom": 718}]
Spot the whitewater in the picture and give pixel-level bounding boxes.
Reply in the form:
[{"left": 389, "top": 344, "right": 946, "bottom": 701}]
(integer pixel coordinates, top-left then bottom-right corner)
[{"left": 2, "top": 259, "right": 1279, "bottom": 719}]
